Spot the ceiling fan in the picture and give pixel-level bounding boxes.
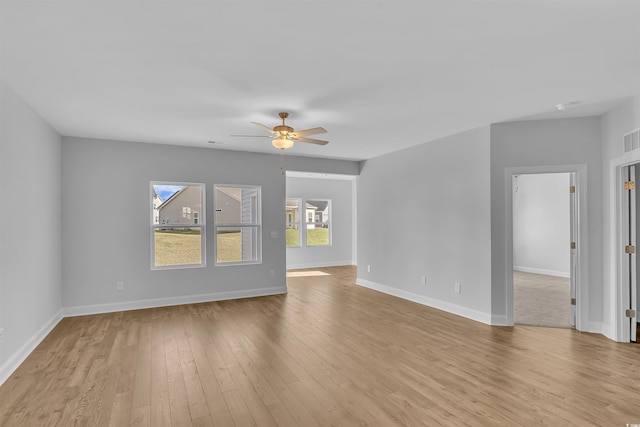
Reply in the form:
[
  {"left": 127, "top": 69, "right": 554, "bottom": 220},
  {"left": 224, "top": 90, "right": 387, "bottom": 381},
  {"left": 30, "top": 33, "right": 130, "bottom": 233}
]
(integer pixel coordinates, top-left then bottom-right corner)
[{"left": 231, "top": 112, "right": 329, "bottom": 150}]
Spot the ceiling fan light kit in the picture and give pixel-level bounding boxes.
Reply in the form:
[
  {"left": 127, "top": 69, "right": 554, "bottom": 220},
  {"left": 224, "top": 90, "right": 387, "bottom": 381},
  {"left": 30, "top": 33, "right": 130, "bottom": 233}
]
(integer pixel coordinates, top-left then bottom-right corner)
[
  {"left": 231, "top": 111, "right": 329, "bottom": 151},
  {"left": 272, "top": 136, "right": 294, "bottom": 150}
]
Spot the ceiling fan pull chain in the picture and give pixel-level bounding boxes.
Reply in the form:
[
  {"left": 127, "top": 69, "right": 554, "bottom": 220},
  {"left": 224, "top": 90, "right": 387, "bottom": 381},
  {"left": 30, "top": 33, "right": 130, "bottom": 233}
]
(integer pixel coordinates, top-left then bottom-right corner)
[{"left": 280, "top": 152, "right": 285, "bottom": 175}]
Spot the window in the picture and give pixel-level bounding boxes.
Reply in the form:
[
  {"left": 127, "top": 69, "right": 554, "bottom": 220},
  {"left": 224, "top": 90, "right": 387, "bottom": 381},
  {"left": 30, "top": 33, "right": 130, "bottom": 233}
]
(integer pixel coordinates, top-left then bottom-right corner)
[
  {"left": 286, "top": 198, "right": 301, "bottom": 247},
  {"left": 215, "top": 185, "right": 261, "bottom": 265},
  {"left": 285, "top": 198, "right": 332, "bottom": 247},
  {"left": 306, "top": 199, "right": 331, "bottom": 246},
  {"left": 151, "top": 182, "right": 205, "bottom": 269}
]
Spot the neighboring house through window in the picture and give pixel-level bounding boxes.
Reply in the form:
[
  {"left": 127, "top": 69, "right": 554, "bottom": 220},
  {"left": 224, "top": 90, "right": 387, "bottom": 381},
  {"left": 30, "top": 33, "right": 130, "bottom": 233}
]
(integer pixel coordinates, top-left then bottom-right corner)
[
  {"left": 151, "top": 182, "right": 205, "bottom": 269},
  {"left": 215, "top": 185, "right": 261, "bottom": 265},
  {"left": 306, "top": 199, "right": 331, "bottom": 246},
  {"left": 286, "top": 198, "right": 332, "bottom": 247}
]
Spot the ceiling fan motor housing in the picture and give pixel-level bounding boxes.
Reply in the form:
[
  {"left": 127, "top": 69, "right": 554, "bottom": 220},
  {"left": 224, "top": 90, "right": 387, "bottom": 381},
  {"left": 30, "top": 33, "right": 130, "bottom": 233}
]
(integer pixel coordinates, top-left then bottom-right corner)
[{"left": 274, "top": 125, "right": 294, "bottom": 135}]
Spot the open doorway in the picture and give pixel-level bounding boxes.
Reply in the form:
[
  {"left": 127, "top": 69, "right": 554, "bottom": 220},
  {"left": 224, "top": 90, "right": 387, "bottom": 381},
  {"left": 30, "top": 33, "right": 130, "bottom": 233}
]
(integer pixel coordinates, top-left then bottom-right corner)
[{"left": 512, "top": 172, "right": 574, "bottom": 328}]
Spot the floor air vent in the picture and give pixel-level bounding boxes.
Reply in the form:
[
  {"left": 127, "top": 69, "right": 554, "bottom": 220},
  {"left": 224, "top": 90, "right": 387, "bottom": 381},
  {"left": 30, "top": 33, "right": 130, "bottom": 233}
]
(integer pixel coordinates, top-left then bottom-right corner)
[{"left": 624, "top": 129, "right": 640, "bottom": 153}]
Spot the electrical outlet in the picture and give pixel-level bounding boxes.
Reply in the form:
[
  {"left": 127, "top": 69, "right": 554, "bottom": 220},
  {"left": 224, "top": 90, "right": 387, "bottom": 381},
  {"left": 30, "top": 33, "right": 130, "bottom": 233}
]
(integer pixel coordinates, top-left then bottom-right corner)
[
  {"left": 117, "top": 281, "right": 124, "bottom": 290},
  {"left": 454, "top": 282, "right": 461, "bottom": 293},
  {"left": 269, "top": 270, "right": 275, "bottom": 277},
  {"left": 367, "top": 265, "right": 371, "bottom": 272},
  {"left": 0, "top": 328, "right": 4, "bottom": 343},
  {"left": 421, "top": 276, "right": 426, "bottom": 285}
]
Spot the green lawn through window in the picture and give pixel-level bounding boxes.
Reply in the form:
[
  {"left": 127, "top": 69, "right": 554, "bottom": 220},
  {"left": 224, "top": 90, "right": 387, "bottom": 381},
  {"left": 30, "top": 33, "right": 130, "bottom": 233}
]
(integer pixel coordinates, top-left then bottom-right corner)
[
  {"left": 287, "top": 228, "right": 329, "bottom": 246},
  {"left": 307, "top": 228, "right": 329, "bottom": 246},
  {"left": 154, "top": 229, "right": 202, "bottom": 266},
  {"left": 155, "top": 227, "right": 327, "bottom": 266}
]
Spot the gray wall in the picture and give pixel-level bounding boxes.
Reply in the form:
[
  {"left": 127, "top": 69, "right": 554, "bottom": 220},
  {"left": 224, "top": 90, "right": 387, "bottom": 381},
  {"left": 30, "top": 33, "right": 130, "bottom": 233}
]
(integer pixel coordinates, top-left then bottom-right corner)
[
  {"left": 490, "top": 117, "right": 602, "bottom": 326},
  {"left": 0, "top": 81, "right": 63, "bottom": 383},
  {"left": 61, "top": 137, "right": 290, "bottom": 310},
  {"left": 357, "top": 126, "right": 493, "bottom": 323},
  {"left": 61, "top": 137, "right": 361, "bottom": 312},
  {"left": 286, "top": 176, "right": 355, "bottom": 268}
]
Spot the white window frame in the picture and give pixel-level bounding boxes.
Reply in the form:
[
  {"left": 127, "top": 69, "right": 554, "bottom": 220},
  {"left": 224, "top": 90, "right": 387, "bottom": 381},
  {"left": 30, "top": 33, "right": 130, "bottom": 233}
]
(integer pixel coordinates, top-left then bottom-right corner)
[
  {"left": 150, "top": 181, "right": 206, "bottom": 270},
  {"left": 286, "top": 198, "right": 302, "bottom": 248},
  {"left": 214, "top": 184, "right": 262, "bottom": 266}
]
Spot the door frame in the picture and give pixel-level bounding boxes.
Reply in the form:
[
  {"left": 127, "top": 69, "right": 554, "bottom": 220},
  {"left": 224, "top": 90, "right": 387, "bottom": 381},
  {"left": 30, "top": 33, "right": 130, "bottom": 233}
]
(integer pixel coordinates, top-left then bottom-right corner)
[
  {"left": 621, "top": 165, "right": 638, "bottom": 342},
  {"left": 611, "top": 158, "right": 640, "bottom": 342},
  {"left": 504, "top": 164, "right": 589, "bottom": 330}
]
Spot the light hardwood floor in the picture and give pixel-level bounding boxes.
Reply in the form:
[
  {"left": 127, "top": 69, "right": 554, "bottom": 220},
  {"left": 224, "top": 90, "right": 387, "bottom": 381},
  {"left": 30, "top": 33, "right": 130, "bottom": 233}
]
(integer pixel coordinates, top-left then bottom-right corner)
[{"left": 1, "top": 265, "right": 639, "bottom": 426}]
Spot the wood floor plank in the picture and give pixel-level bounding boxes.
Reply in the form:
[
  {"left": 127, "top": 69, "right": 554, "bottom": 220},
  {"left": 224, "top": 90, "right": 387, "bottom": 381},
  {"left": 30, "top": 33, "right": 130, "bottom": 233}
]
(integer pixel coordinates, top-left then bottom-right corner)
[
  {"left": 129, "top": 404, "right": 151, "bottom": 427},
  {"left": 266, "top": 402, "right": 298, "bottom": 427},
  {"left": 183, "top": 375, "right": 210, "bottom": 421},
  {"left": 288, "top": 380, "right": 351, "bottom": 427},
  {"left": 131, "top": 325, "right": 152, "bottom": 410},
  {"left": 200, "top": 375, "right": 235, "bottom": 427},
  {"left": 167, "top": 371, "right": 193, "bottom": 426},
  {"left": 192, "top": 414, "right": 215, "bottom": 427},
  {"left": 231, "top": 348, "right": 280, "bottom": 407},
  {"left": 259, "top": 365, "right": 320, "bottom": 427},
  {"left": 150, "top": 390, "right": 171, "bottom": 427},
  {"left": 108, "top": 392, "right": 132, "bottom": 427},
  {"left": 226, "top": 363, "right": 278, "bottom": 426},
  {"left": 203, "top": 342, "right": 238, "bottom": 393},
  {"left": 222, "top": 389, "right": 256, "bottom": 427},
  {"left": 2, "top": 265, "right": 640, "bottom": 426}
]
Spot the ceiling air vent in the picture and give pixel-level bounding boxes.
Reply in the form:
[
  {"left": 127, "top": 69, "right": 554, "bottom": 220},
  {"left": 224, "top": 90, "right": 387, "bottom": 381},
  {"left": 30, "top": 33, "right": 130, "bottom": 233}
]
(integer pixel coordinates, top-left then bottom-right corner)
[{"left": 623, "top": 129, "right": 640, "bottom": 153}]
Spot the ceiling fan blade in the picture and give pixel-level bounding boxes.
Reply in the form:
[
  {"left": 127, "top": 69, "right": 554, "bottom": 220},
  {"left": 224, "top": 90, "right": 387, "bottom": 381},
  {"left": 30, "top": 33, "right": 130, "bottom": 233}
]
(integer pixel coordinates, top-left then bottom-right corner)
[
  {"left": 230, "top": 134, "right": 272, "bottom": 138},
  {"left": 250, "top": 122, "right": 276, "bottom": 134},
  {"left": 290, "top": 127, "right": 327, "bottom": 137},
  {"left": 295, "top": 136, "right": 329, "bottom": 145}
]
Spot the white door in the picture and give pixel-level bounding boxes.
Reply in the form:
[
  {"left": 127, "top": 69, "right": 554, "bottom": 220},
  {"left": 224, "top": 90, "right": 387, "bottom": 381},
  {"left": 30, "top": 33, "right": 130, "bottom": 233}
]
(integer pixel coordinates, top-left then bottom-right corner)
[
  {"left": 622, "top": 165, "right": 638, "bottom": 342},
  {"left": 569, "top": 173, "right": 577, "bottom": 327}
]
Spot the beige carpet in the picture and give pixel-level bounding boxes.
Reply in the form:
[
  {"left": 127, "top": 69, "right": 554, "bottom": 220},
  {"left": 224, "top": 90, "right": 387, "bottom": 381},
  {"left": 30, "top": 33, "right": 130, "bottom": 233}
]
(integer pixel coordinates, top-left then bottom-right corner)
[{"left": 514, "top": 271, "right": 572, "bottom": 328}]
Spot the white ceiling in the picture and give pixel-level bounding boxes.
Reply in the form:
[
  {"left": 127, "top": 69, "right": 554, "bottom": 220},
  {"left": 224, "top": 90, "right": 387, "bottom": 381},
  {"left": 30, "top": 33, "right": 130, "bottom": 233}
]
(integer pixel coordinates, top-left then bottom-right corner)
[{"left": 1, "top": 1, "right": 639, "bottom": 161}]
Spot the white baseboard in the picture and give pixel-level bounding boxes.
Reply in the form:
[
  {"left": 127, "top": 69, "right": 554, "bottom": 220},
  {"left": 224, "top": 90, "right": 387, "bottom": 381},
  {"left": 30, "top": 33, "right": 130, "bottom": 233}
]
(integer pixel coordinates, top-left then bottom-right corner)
[
  {"left": 286, "top": 260, "right": 354, "bottom": 270},
  {"left": 513, "top": 266, "right": 570, "bottom": 278},
  {"left": 491, "top": 314, "right": 510, "bottom": 326},
  {"left": 63, "top": 286, "right": 288, "bottom": 317},
  {"left": 0, "top": 310, "right": 64, "bottom": 386},
  {"left": 356, "top": 277, "right": 493, "bottom": 325},
  {"left": 588, "top": 321, "right": 607, "bottom": 337}
]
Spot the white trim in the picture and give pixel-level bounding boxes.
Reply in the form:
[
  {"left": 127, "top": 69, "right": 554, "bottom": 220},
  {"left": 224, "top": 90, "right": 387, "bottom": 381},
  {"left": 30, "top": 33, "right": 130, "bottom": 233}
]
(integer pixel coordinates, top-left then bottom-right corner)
[
  {"left": 504, "top": 164, "right": 589, "bottom": 331},
  {"left": 352, "top": 178, "right": 358, "bottom": 266},
  {"left": 63, "top": 286, "right": 287, "bottom": 317},
  {"left": 0, "top": 310, "right": 64, "bottom": 387},
  {"left": 287, "top": 260, "right": 354, "bottom": 270},
  {"left": 491, "top": 314, "right": 509, "bottom": 326},
  {"left": 609, "top": 151, "right": 640, "bottom": 342},
  {"left": 513, "top": 266, "right": 570, "bottom": 278},
  {"left": 285, "top": 171, "right": 357, "bottom": 181},
  {"left": 356, "top": 277, "right": 493, "bottom": 325},
  {"left": 588, "top": 321, "right": 605, "bottom": 336}
]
